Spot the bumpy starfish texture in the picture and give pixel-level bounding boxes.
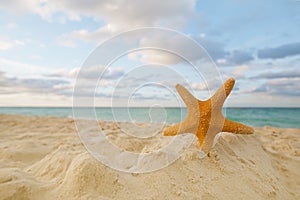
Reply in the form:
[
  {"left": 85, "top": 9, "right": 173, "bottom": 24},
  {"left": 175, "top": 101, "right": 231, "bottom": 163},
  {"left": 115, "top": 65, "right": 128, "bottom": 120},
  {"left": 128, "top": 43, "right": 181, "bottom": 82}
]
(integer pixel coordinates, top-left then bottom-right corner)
[{"left": 163, "top": 78, "right": 254, "bottom": 152}]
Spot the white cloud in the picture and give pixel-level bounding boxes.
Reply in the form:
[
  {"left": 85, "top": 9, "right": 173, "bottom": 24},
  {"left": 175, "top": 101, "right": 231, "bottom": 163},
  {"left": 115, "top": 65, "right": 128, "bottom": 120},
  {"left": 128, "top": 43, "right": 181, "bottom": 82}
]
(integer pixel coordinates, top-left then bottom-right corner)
[
  {"left": 0, "top": 93, "right": 72, "bottom": 107},
  {"left": 125, "top": 32, "right": 227, "bottom": 66},
  {"left": 216, "top": 59, "right": 227, "bottom": 65},
  {"left": 48, "top": 65, "right": 125, "bottom": 80},
  {"left": 0, "top": 57, "right": 50, "bottom": 78},
  {"left": 128, "top": 50, "right": 180, "bottom": 66},
  {"left": 58, "top": 24, "right": 119, "bottom": 46},
  {"left": 0, "top": 0, "right": 41, "bottom": 14},
  {"left": 0, "top": 61, "right": 127, "bottom": 106},
  {"left": 51, "top": 0, "right": 197, "bottom": 46},
  {"left": 1, "top": 0, "right": 229, "bottom": 68},
  {"left": 252, "top": 77, "right": 300, "bottom": 97},
  {"left": 232, "top": 65, "right": 249, "bottom": 79},
  {"left": 250, "top": 68, "right": 300, "bottom": 79},
  {"left": 6, "top": 22, "right": 18, "bottom": 29},
  {"left": 199, "top": 33, "right": 205, "bottom": 38},
  {"left": 58, "top": 38, "right": 77, "bottom": 48},
  {"left": 0, "top": 39, "right": 24, "bottom": 50},
  {"left": 190, "top": 82, "right": 207, "bottom": 90},
  {"left": 0, "top": 70, "right": 70, "bottom": 95},
  {"left": 0, "top": 0, "right": 196, "bottom": 26},
  {"left": 188, "top": 76, "right": 224, "bottom": 92}
]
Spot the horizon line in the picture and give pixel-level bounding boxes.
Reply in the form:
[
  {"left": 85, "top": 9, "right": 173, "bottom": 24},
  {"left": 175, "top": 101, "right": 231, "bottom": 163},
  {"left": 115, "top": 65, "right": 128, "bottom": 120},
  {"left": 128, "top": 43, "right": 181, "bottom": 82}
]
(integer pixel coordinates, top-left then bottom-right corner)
[{"left": 0, "top": 106, "right": 300, "bottom": 109}]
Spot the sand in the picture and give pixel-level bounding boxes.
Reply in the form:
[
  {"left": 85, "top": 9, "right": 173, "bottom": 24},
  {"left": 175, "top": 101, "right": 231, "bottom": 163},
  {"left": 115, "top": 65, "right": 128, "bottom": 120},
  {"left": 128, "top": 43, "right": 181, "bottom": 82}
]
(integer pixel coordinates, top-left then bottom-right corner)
[{"left": 0, "top": 114, "right": 299, "bottom": 200}]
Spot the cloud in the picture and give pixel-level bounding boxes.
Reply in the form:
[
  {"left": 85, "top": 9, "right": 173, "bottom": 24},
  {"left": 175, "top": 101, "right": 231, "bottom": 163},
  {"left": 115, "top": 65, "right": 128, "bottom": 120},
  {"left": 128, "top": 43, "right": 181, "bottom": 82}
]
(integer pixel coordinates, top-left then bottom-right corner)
[
  {"left": 252, "top": 85, "right": 267, "bottom": 93},
  {"left": 257, "top": 42, "right": 300, "bottom": 59},
  {"left": 23, "top": 1, "right": 254, "bottom": 66},
  {"left": 6, "top": 22, "right": 18, "bottom": 29},
  {"left": 58, "top": 38, "right": 77, "bottom": 48},
  {"left": 126, "top": 33, "right": 227, "bottom": 65},
  {"left": 58, "top": 25, "right": 116, "bottom": 47},
  {"left": 128, "top": 50, "right": 182, "bottom": 66},
  {"left": 188, "top": 77, "right": 224, "bottom": 91},
  {"left": 53, "top": 0, "right": 197, "bottom": 46},
  {"left": 0, "top": 70, "right": 71, "bottom": 95},
  {"left": 252, "top": 78, "right": 300, "bottom": 96},
  {"left": 0, "top": 57, "right": 50, "bottom": 78},
  {"left": 127, "top": 33, "right": 256, "bottom": 66},
  {"left": 0, "top": 39, "right": 24, "bottom": 50},
  {"left": 197, "top": 37, "right": 227, "bottom": 61},
  {"left": 251, "top": 69, "right": 300, "bottom": 79},
  {"left": 131, "top": 92, "right": 170, "bottom": 100},
  {"left": 225, "top": 50, "right": 254, "bottom": 65},
  {"left": 0, "top": 0, "right": 41, "bottom": 15},
  {"left": 220, "top": 65, "right": 250, "bottom": 80},
  {"left": 46, "top": 68, "right": 78, "bottom": 79},
  {"left": 0, "top": 67, "right": 226, "bottom": 104},
  {"left": 47, "top": 65, "right": 125, "bottom": 80},
  {"left": 45, "top": 66, "right": 125, "bottom": 98},
  {"left": 0, "top": 0, "right": 196, "bottom": 27},
  {"left": 232, "top": 65, "right": 249, "bottom": 79},
  {"left": 0, "top": 68, "right": 136, "bottom": 106}
]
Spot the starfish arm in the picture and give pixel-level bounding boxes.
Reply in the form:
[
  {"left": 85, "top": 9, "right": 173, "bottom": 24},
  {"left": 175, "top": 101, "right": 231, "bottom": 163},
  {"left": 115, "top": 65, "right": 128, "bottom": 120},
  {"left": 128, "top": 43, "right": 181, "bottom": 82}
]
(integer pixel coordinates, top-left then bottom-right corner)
[
  {"left": 222, "top": 118, "right": 254, "bottom": 135},
  {"left": 163, "top": 123, "right": 181, "bottom": 136},
  {"left": 163, "top": 120, "right": 196, "bottom": 136},
  {"left": 176, "top": 84, "right": 199, "bottom": 110},
  {"left": 211, "top": 78, "right": 235, "bottom": 107}
]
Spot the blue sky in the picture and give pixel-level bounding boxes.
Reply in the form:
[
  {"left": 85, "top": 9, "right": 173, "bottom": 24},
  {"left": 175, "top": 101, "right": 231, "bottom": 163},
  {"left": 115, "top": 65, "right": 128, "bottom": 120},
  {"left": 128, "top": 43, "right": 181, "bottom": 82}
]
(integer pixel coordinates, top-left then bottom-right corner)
[{"left": 0, "top": 0, "right": 299, "bottom": 107}]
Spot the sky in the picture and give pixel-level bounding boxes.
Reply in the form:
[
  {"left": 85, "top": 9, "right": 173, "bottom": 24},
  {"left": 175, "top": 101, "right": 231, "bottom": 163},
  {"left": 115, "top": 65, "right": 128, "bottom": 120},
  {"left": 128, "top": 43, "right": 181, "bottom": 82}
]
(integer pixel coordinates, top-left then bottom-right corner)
[{"left": 0, "top": 0, "right": 299, "bottom": 107}]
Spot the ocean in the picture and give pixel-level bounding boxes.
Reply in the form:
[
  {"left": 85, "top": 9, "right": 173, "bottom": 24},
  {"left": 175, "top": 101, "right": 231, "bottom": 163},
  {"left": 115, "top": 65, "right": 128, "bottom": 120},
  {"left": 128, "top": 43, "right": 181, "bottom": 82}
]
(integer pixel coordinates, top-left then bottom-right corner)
[{"left": 0, "top": 107, "right": 299, "bottom": 128}]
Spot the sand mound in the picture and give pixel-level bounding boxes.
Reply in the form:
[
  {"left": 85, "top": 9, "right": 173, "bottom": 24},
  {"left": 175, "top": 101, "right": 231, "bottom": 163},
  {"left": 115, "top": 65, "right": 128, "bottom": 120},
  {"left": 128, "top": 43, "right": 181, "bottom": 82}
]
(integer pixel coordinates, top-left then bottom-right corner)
[{"left": 0, "top": 114, "right": 299, "bottom": 199}]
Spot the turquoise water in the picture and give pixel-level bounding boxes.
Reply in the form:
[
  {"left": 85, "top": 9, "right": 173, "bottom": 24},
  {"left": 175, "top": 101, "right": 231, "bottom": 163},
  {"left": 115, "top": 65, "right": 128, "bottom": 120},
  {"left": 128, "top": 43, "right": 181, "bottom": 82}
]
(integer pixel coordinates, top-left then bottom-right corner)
[{"left": 0, "top": 107, "right": 299, "bottom": 128}]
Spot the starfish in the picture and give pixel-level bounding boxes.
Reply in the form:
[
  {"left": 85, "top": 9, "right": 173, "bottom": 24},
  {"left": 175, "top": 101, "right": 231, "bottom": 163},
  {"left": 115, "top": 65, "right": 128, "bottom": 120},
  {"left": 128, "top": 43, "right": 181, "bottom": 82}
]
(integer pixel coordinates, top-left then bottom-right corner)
[{"left": 163, "top": 78, "right": 254, "bottom": 152}]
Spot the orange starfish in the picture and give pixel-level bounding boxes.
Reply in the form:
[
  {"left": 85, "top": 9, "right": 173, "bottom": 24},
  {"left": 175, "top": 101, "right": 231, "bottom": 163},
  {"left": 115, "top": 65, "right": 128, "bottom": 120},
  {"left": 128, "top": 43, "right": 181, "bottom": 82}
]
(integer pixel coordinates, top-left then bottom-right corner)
[{"left": 163, "top": 78, "right": 254, "bottom": 152}]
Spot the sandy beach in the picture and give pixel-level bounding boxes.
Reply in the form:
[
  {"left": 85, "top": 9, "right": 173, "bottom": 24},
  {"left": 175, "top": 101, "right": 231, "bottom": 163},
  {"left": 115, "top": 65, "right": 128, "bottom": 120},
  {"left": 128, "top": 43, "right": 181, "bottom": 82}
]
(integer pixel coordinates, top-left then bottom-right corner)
[{"left": 0, "top": 114, "right": 299, "bottom": 199}]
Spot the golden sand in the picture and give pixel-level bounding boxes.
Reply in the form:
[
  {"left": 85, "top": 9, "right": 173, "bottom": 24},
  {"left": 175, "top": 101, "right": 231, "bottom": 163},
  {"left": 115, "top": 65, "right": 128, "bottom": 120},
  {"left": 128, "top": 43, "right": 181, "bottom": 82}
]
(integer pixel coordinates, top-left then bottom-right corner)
[{"left": 0, "top": 114, "right": 299, "bottom": 199}]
